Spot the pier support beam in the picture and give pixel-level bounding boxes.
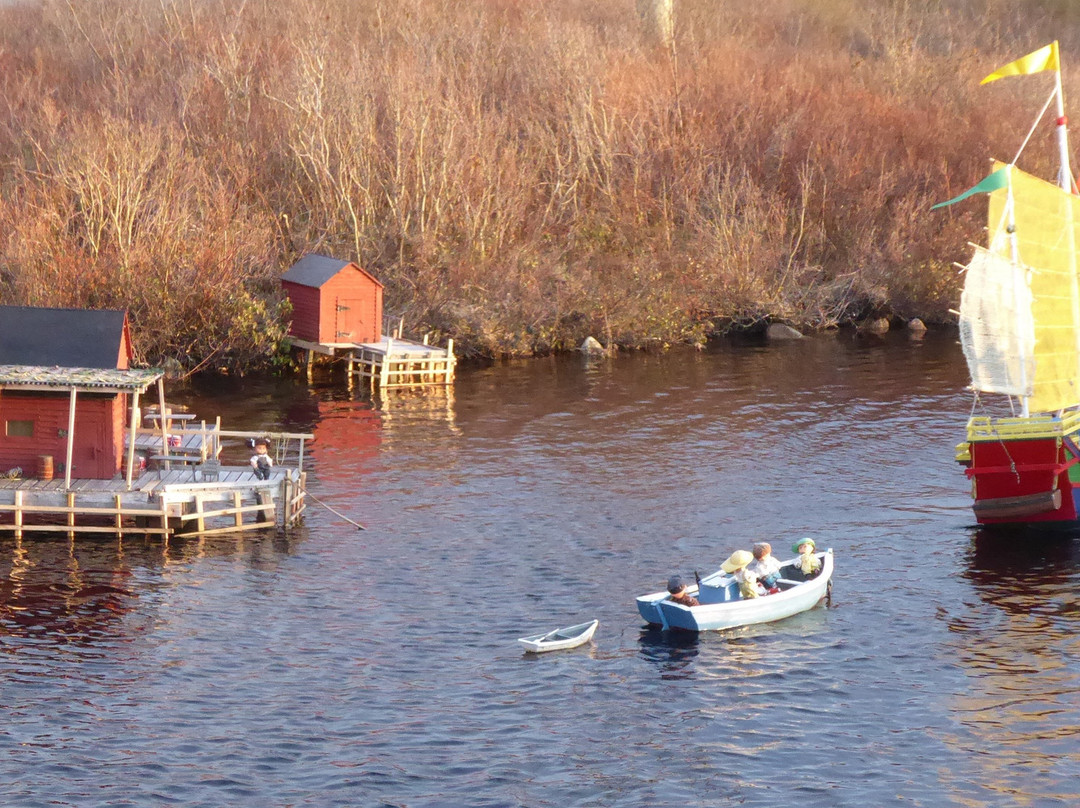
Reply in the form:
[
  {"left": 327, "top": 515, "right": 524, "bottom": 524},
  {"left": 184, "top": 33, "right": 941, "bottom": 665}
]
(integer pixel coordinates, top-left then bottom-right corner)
[{"left": 64, "top": 387, "right": 77, "bottom": 488}]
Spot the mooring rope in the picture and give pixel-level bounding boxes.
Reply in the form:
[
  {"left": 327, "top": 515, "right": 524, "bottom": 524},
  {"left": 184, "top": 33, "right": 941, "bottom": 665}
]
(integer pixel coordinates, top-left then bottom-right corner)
[{"left": 305, "top": 491, "right": 366, "bottom": 530}]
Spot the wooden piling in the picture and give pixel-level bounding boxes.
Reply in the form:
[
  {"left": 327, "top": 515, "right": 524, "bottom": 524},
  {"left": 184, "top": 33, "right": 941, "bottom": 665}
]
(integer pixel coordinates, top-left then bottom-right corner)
[
  {"left": 66, "top": 492, "right": 75, "bottom": 540},
  {"left": 13, "top": 490, "right": 22, "bottom": 540}
]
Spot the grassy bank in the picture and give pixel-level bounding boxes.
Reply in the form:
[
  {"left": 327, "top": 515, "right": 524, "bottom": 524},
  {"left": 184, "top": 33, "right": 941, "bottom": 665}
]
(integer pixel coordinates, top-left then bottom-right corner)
[{"left": 1, "top": 0, "right": 1077, "bottom": 367}]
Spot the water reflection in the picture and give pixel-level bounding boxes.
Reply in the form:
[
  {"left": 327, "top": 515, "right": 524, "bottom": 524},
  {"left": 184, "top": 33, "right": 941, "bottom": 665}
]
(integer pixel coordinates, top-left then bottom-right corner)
[
  {"left": 941, "top": 529, "right": 1080, "bottom": 804},
  {"left": 0, "top": 536, "right": 138, "bottom": 647},
  {"left": 638, "top": 627, "right": 700, "bottom": 679},
  {"left": 0, "top": 530, "right": 306, "bottom": 649},
  {"left": 375, "top": 386, "right": 457, "bottom": 434},
  {"left": 307, "top": 396, "right": 383, "bottom": 474},
  {"left": 965, "top": 529, "right": 1080, "bottom": 606}
]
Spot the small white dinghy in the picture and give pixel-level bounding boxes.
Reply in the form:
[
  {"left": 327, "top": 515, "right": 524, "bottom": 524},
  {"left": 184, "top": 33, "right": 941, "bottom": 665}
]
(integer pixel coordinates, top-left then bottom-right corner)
[{"left": 518, "top": 619, "right": 599, "bottom": 653}]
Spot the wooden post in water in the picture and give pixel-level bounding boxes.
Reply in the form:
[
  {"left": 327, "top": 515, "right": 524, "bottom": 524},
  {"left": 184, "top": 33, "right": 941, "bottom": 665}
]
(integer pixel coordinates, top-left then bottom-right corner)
[
  {"left": 66, "top": 492, "right": 75, "bottom": 539},
  {"left": 64, "top": 387, "right": 77, "bottom": 488},
  {"left": 13, "top": 491, "right": 22, "bottom": 540},
  {"left": 158, "top": 492, "right": 169, "bottom": 538},
  {"left": 156, "top": 379, "right": 169, "bottom": 471},
  {"left": 125, "top": 390, "right": 140, "bottom": 489},
  {"left": 381, "top": 337, "right": 393, "bottom": 389},
  {"left": 256, "top": 490, "right": 274, "bottom": 523},
  {"left": 194, "top": 493, "right": 206, "bottom": 534}
]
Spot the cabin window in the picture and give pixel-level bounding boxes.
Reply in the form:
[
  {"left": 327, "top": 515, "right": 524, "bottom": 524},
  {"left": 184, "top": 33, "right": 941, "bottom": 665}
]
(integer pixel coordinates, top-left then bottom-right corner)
[{"left": 5, "top": 420, "right": 34, "bottom": 438}]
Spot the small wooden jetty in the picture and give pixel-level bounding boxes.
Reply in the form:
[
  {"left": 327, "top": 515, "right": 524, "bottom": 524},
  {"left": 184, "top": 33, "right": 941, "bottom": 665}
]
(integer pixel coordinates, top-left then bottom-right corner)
[
  {"left": 0, "top": 305, "right": 313, "bottom": 539},
  {"left": 0, "top": 372, "right": 312, "bottom": 539},
  {"left": 0, "top": 455, "right": 309, "bottom": 539},
  {"left": 291, "top": 333, "right": 456, "bottom": 391},
  {"left": 281, "top": 253, "right": 456, "bottom": 389}
]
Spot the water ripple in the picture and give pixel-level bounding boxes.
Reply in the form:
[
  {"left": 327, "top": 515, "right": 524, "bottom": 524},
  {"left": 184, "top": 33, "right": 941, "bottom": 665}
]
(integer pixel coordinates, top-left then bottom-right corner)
[{"left": 1, "top": 334, "right": 1078, "bottom": 806}]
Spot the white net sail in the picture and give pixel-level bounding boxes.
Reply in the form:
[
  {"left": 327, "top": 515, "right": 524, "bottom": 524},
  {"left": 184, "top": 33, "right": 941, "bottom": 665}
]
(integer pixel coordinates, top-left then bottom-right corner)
[{"left": 959, "top": 245, "right": 1036, "bottom": 397}]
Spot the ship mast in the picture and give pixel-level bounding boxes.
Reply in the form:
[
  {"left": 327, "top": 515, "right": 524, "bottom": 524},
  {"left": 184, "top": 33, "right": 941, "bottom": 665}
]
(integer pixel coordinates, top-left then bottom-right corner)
[
  {"left": 1055, "top": 57, "right": 1073, "bottom": 192},
  {"left": 1054, "top": 47, "right": 1080, "bottom": 419}
]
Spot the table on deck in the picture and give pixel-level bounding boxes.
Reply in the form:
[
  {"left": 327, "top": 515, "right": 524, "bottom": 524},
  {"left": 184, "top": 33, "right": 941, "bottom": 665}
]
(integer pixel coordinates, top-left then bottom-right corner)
[{"left": 131, "top": 427, "right": 218, "bottom": 456}]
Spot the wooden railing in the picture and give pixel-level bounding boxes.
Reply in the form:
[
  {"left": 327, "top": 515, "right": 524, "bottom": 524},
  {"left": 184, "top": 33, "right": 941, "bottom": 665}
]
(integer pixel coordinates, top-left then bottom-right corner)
[{"left": 966, "top": 411, "right": 1080, "bottom": 441}]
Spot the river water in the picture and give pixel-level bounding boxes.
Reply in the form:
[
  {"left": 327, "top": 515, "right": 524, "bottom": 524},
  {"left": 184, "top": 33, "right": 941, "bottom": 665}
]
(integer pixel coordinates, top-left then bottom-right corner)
[{"left": 2, "top": 330, "right": 1079, "bottom": 807}]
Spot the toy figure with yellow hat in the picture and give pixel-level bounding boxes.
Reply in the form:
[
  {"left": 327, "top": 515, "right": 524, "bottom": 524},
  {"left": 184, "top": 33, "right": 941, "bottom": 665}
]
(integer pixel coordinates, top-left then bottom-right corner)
[{"left": 721, "top": 549, "right": 762, "bottom": 599}]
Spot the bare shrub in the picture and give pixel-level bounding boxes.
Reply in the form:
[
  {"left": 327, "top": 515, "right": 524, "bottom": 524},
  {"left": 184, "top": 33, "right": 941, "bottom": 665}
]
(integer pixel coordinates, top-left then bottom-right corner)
[{"left": 2, "top": 0, "right": 1079, "bottom": 361}]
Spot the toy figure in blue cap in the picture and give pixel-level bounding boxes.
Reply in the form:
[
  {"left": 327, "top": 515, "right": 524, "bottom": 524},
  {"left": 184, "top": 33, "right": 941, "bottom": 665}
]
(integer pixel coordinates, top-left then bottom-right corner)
[
  {"left": 792, "top": 538, "right": 821, "bottom": 578},
  {"left": 666, "top": 575, "right": 699, "bottom": 607}
]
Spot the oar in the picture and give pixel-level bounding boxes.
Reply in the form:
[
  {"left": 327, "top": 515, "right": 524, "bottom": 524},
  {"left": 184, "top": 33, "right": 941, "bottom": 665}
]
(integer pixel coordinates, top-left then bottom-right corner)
[{"left": 305, "top": 491, "right": 366, "bottom": 530}]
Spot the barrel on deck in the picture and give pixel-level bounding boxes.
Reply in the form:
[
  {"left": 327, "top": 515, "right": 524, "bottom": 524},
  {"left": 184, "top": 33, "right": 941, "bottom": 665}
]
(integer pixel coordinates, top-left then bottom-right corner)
[{"left": 37, "top": 455, "right": 53, "bottom": 480}]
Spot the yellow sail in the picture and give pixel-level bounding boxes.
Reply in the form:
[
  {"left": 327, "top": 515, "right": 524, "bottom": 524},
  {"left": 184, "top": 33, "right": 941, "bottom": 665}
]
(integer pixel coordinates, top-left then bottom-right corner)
[{"left": 986, "top": 161, "right": 1080, "bottom": 413}]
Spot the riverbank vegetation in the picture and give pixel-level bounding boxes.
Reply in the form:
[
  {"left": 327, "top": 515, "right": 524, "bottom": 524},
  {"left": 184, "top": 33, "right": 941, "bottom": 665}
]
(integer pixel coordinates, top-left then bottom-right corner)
[{"left": 1, "top": 0, "right": 1077, "bottom": 367}]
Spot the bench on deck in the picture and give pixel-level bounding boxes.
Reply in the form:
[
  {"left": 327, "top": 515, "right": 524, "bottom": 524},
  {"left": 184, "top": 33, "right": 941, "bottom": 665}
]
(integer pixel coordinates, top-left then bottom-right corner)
[
  {"left": 144, "top": 413, "right": 197, "bottom": 424},
  {"left": 150, "top": 454, "right": 199, "bottom": 466},
  {"left": 150, "top": 454, "right": 201, "bottom": 479}
]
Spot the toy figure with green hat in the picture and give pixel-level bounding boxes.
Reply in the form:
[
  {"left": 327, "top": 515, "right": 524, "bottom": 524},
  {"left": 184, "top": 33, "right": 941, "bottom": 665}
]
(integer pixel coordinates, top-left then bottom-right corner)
[{"left": 792, "top": 538, "right": 821, "bottom": 578}]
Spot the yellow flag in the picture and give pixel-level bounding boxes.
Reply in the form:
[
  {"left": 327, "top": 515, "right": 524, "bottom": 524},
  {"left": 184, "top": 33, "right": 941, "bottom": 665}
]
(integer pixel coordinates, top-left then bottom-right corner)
[{"left": 981, "top": 41, "right": 1059, "bottom": 84}]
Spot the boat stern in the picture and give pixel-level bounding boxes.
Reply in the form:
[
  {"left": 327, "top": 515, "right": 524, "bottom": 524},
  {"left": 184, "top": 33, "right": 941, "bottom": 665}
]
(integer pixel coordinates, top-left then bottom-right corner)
[
  {"left": 636, "top": 592, "right": 668, "bottom": 626},
  {"left": 963, "top": 415, "right": 1080, "bottom": 526}
]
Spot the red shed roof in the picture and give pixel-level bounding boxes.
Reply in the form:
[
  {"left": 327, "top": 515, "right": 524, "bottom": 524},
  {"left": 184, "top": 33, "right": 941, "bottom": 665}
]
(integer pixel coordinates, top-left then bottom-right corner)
[
  {"left": 0, "top": 306, "right": 132, "bottom": 369},
  {"left": 281, "top": 254, "right": 384, "bottom": 289}
]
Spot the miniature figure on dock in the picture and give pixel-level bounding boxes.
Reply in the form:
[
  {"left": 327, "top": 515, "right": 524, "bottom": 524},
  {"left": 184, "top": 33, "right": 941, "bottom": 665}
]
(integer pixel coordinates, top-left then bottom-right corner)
[{"left": 250, "top": 438, "right": 274, "bottom": 480}]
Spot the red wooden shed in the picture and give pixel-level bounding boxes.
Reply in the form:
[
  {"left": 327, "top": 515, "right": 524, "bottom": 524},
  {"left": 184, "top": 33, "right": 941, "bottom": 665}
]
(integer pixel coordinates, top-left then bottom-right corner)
[
  {"left": 0, "top": 306, "right": 155, "bottom": 481},
  {"left": 281, "top": 254, "right": 384, "bottom": 345}
]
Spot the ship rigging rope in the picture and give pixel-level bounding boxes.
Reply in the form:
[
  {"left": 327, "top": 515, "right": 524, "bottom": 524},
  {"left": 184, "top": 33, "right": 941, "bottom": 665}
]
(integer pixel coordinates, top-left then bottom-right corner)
[
  {"left": 970, "top": 391, "right": 1021, "bottom": 484},
  {"left": 1012, "top": 88, "right": 1058, "bottom": 166}
]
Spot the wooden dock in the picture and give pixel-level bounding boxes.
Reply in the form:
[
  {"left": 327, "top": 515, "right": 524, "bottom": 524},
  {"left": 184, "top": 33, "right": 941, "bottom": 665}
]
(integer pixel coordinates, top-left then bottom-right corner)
[
  {"left": 289, "top": 334, "right": 456, "bottom": 390},
  {"left": 0, "top": 465, "right": 307, "bottom": 539},
  {"left": 0, "top": 423, "right": 313, "bottom": 540}
]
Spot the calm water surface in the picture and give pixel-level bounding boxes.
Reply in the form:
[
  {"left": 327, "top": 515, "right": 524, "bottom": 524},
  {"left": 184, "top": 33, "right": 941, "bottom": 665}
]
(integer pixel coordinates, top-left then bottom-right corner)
[{"left": 2, "top": 331, "right": 1079, "bottom": 807}]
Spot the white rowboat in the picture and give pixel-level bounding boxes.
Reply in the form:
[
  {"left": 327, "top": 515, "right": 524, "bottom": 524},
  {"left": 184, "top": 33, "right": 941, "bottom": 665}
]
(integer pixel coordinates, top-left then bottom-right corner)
[{"left": 518, "top": 619, "right": 599, "bottom": 653}]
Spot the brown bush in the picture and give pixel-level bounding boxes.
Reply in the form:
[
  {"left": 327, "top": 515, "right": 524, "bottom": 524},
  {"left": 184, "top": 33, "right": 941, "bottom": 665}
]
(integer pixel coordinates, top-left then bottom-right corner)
[{"left": 1, "top": 0, "right": 1078, "bottom": 363}]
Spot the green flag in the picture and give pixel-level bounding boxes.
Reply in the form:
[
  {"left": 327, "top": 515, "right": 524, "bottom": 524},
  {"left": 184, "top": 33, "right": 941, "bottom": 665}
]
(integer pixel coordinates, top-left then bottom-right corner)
[{"left": 932, "top": 167, "right": 1010, "bottom": 210}]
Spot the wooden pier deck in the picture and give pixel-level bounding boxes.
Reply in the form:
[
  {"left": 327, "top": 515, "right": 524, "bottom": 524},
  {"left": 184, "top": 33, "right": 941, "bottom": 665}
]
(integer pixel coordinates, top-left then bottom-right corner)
[
  {"left": 0, "top": 464, "right": 307, "bottom": 539},
  {"left": 289, "top": 334, "right": 456, "bottom": 390}
]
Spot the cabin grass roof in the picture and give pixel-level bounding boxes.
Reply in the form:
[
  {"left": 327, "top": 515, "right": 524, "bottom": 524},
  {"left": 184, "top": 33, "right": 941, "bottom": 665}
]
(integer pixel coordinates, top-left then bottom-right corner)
[
  {"left": 0, "top": 365, "right": 163, "bottom": 393},
  {"left": 0, "top": 305, "right": 131, "bottom": 368},
  {"left": 281, "top": 253, "right": 384, "bottom": 289}
]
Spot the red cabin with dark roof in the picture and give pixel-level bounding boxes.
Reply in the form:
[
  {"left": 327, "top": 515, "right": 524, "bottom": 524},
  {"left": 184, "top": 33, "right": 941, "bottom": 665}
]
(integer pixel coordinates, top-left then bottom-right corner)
[
  {"left": 281, "top": 254, "right": 384, "bottom": 345},
  {"left": 0, "top": 306, "right": 137, "bottom": 479}
]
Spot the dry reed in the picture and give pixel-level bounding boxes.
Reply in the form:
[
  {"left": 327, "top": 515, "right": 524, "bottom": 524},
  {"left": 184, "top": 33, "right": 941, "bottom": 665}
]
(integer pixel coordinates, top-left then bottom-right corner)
[{"left": 0, "top": 0, "right": 1078, "bottom": 363}]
